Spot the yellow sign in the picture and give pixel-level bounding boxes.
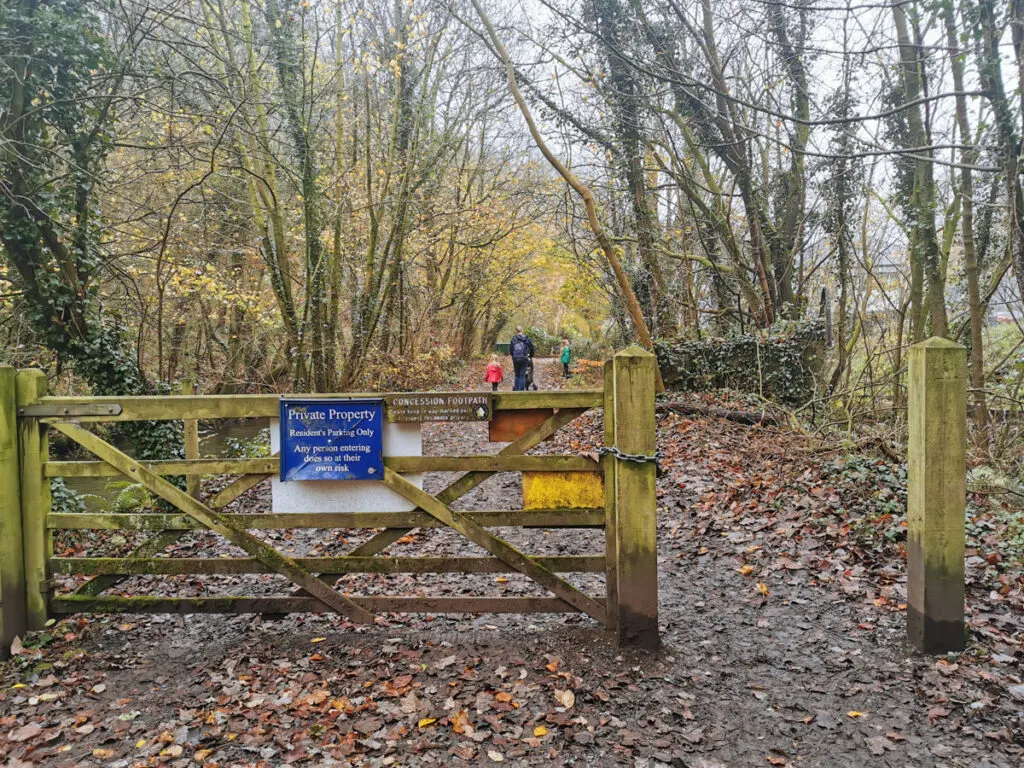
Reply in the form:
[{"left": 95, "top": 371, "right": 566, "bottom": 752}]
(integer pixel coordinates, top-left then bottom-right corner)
[{"left": 522, "top": 471, "right": 604, "bottom": 509}]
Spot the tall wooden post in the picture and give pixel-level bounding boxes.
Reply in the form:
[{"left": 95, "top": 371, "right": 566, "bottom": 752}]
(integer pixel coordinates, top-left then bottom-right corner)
[
  {"left": 907, "top": 337, "right": 966, "bottom": 653},
  {"left": 182, "top": 379, "right": 201, "bottom": 499},
  {"left": 603, "top": 359, "right": 618, "bottom": 632},
  {"left": 17, "top": 370, "right": 50, "bottom": 630},
  {"left": 0, "top": 366, "right": 26, "bottom": 657},
  {"left": 611, "top": 347, "right": 659, "bottom": 649}
]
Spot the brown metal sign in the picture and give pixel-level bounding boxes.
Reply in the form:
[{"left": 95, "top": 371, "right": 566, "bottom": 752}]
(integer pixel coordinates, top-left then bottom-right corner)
[{"left": 386, "top": 393, "right": 493, "bottom": 423}]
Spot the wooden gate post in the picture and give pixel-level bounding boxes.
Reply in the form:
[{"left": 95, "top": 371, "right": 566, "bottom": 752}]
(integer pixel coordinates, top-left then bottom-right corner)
[
  {"left": 610, "top": 347, "right": 659, "bottom": 649},
  {"left": 17, "top": 370, "right": 51, "bottom": 630},
  {"left": 603, "top": 359, "right": 618, "bottom": 633},
  {"left": 908, "top": 337, "right": 966, "bottom": 653},
  {"left": 182, "top": 379, "right": 201, "bottom": 499},
  {"left": 0, "top": 366, "right": 27, "bottom": 657}
]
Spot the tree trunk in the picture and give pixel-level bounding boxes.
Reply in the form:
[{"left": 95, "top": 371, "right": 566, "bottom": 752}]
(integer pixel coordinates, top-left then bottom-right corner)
[
  {"left": 891, "top": 0, "right": 948, "bottom": 339},
  {"left": 945, "top": 1, "right": 990, "bottom": 445}
]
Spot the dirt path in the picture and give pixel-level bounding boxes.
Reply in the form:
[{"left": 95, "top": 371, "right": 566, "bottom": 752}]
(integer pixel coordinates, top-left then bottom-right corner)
[{"left": 0, "top": 360, "right": 1020, "bottom": 767}]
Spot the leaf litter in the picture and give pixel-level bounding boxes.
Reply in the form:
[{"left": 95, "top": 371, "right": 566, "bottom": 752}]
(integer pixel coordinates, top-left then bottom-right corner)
[{"left": 0, "top": 360, "right": 1020, "bottom": 766}]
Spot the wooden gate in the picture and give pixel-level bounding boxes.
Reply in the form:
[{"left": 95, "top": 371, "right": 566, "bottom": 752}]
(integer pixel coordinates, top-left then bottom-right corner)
[{"left": 0, "top": 349, "right": 658, "bottom": 654}]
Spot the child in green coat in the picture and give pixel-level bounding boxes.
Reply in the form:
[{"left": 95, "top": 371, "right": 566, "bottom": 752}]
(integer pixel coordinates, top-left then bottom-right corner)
[{"left": 560, "top": 339, "right": 571, "bottom": 379}]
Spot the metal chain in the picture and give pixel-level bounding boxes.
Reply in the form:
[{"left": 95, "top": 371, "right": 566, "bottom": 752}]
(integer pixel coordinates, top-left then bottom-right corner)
[{"left": 595, "top": 446, "right": 663, "bottom": 464}]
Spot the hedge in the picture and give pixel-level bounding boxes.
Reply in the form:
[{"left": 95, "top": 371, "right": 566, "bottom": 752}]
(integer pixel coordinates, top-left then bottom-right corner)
[{"left": 654, "top": 322, "right": 826, "bottom": 405}]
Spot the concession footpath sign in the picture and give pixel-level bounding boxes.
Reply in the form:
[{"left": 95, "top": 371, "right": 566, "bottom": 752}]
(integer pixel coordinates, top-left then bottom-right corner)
[
  {"left": 386, "top": 392, "right": 492, "bottom": 423},
  {"left": 279, "top": 399, "right": 384, "bottom": 481}
]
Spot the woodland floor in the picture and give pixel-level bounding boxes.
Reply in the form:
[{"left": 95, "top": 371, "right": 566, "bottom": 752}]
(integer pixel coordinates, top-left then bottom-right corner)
[{"left": 1, "top": 360, "right": 1022, "bottom": 767}]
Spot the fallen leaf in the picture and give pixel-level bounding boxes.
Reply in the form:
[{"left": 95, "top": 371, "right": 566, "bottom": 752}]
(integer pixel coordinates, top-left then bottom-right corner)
[
  {"left": 90, "top": 683, "right": 106, "bottom": 694},
  {"left": 390, "top": 674, "right": 413, "bottom": 690},
  {"left": 92, "top": 749, "right": 115, "bottom": 759},
  {"left": 418, "top": 718, "right": 437, "bottom": 729},
  {"left": 756, "top": 582, "right": 770, "bottom": 596},
  {"left": 847, "top": 711, "right": 865, "bottom": 718},
  {"left": 927, "top": 706, "right": 950, "bottom": 725},
  {"left": 9, "top": 723, "right": 43, "bottom": 742},
  {"left": 450, "top": 743, "right": 475, "bottom": 760},
  {"left": 680, "top": 727, "right": 704, "bottom": 744},
  {"left": 304, "top": 688, "right": 330, "bottom": 706},
  {"left": 553, "top": 689, "right": 575, "bottom": 709},
  {"left": 866, "top": 736, "right": 888, "bottom": 756},
  {"left": 451, "top": 709, "right": 472, "bottom": 735},
  {"left": 354, "top": 716, "right": 383, "bottom": 734},
  {"left": 311, "top": 637, "right": 326, "bottom": 643},
  {"left": 494, "top": 692, "right": 513, "bottom": 703},
  {"left": 738, "top": 565, "right": 754, "bottom": 575},
  {"left": 487, "top": 750, "right": 504, "bottom": 762},
  {"left": 534, "top": 725, "right": 548, "bottom": 737},
  {"left": 984, "top": 727, "right": 1013, "bottom": 742},
  {"left": 400, "top": 693, "right": 419, "bottom": 714},
  {"left": 159, "top": 745, "right": 183, "bottom": 758}
]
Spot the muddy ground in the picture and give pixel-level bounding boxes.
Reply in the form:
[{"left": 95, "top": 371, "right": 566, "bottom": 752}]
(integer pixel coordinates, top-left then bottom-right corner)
[{"left": 1, "top": 360, "right": 1021, "bottom": 767}]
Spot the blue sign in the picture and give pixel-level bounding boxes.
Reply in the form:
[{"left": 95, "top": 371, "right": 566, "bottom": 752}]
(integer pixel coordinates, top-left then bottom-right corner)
[{"left": 279, "top": 399, "right": 384, "bottom": 481}]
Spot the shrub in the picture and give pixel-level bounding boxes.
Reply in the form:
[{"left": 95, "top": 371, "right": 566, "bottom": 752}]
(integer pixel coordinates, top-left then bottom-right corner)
[
  {"left": 357, "top": 346, "right": 461, "bottom": 392},
  {"left": 523, "top": 327, "right": 561, "bottom": 356},
  {"left": 105, "top": 480, "right": 154, "bottom": 513},
  {"left": 50, "top": 478, "right": 89, "bottom": 515},
  {"left": 654, "top": 321, "right": 826, "bottom": 405},
  {"left": 566, "top": 358, "right": 606, "bottom": 388},
  {"left": 523, "top": 327, "right": 608, "bottom": 360},
  {"left": 224, "top": 428, "right": 271, "bottom": 458}
]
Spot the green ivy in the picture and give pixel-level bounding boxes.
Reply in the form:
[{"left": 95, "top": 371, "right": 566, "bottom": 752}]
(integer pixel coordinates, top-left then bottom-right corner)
[
  {"left": 50, "top": 478, "right": 89, "bottom": 515},
  {"left": 655, "top": 321, "right": 826, "bottom": 405},
  {"left": 224, "top": 428, "right": 271, "bottom": 459},
  {"left": 0, "top": 0, "right": 182, "bottom": 464}
]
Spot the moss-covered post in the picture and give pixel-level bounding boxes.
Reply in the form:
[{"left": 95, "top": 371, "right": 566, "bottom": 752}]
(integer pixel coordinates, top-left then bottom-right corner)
[
  {"left": 0, "top": 366, "right": 26, "bottom": 657},
  {"left": 603, "top": 358, "right": 618, "bottom": 632},
  {"left": 611, "top": 347, "right": 659, "bottom": 649},
  {"left": 16, "top": 370, "right": 50, "bottom": 630},
  {"left": 182, "top": 379, "right": 200, "bottom": 499},
  {"left": 908, "top": 337, "right": 966, "bottom": 653}
]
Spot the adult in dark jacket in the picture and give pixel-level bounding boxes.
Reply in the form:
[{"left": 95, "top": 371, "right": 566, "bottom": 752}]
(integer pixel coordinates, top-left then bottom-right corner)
[{"left": 508, "top": 326, "right": 535, "bottom": 391}]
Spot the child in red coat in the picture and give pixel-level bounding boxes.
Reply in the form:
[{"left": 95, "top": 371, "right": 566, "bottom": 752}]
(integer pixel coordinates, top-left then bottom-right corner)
[{"left": 485, "top": 355, "right": 504, "bottom": 391}]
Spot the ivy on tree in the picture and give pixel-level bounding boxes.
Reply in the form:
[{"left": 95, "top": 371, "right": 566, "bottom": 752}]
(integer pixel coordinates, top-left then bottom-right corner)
[{"left": 0, "top": 0, "right": 180, "bottom": 460}]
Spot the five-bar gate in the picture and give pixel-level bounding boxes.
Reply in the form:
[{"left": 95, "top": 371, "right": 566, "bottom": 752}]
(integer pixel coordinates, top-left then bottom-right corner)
[{"left": 0, "top": 348, "right": 658, "bottom": 655}]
